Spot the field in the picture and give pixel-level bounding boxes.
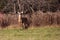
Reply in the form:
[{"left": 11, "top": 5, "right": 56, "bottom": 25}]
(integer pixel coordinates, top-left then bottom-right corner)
[{"left": 0, "top": 26, "right": 60, "bottom": 40}]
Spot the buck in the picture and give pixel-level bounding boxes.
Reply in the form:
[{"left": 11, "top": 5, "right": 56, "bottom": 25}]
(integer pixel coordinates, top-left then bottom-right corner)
[{"left": 18, "top": 11, "right": 31, "bottom": 29}]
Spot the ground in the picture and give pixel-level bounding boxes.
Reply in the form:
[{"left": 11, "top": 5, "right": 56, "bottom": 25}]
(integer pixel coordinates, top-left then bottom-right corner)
[{"left": 0, "top": 26, "right": 60, "bottom": 40}]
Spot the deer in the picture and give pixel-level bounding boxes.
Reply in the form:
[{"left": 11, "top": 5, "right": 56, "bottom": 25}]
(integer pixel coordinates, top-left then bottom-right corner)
[{"left": 18, "top": 11, "right": 31, "bottom": 29}]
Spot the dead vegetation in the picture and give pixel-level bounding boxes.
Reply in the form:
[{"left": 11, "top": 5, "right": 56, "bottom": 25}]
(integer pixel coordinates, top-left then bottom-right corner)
[
  {"left": 0, "top": 11, "right": 60, "bottom": 29},
  {"left": 31, "top": 11, "right": 60, "bottom": 26}
]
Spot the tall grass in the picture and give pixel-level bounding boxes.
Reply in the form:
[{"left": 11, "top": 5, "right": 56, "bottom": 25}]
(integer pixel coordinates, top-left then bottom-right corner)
[{"left": 0, "top": 11, "right": 60, "bottom": 28}]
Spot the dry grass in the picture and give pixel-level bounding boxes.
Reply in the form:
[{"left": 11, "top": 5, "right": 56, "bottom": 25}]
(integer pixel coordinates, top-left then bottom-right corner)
[{"left": 0, "top": 11, "right": 60, "bottom": 28}]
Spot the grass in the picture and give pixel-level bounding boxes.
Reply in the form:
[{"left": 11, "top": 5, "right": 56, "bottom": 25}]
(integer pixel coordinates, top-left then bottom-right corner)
[{"left": 0, "top": 26, "right": 60, "bottom": 40}]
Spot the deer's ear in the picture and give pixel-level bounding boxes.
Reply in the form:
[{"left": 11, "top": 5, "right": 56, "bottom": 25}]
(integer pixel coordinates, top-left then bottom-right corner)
[
  {"left": 17, "top": 12, "right": 20, "bottom": 15},
  {"left": 21, "top": 11, "right": 23, "bottom": 13}
]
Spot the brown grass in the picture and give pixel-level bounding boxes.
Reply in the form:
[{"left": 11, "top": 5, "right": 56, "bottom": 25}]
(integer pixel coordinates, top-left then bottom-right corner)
[{"left": 0, "top": 11, "right": 60, "bottom": 29}]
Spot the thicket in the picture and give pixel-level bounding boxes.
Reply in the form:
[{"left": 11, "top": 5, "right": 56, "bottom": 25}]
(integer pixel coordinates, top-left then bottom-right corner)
[
  {"left": 0, "top": 0, "right": 60, "bottom": 28},
  {"left": 0, "top": 0, "right": 60, "bottom": 13}
]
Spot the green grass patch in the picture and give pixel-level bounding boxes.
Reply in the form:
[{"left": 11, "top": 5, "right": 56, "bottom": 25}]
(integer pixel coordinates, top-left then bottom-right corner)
[{"left": 0, "top": 27, "right": 60, "bottom": 40}]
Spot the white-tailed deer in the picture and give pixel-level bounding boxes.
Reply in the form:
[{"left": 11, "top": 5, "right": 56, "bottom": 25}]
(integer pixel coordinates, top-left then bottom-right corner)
[{"left": 18, "top": 11, "right": 31, "bottom": 29}]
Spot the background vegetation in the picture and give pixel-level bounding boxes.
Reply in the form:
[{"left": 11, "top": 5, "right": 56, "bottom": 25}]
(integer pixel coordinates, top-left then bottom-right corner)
[
  {"left": 0, "top": 0, "right": 60, "bottom": 28},
  {"left": 0, "top": 0, "right": 60, "bottom": 13}
]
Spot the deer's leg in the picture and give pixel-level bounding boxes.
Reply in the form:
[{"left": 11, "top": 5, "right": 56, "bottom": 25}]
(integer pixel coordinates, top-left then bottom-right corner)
[
  {"left": 22, "top": 23, "right": 29, "bottom": 29},
  {"left": 22, "top": 22, "right": 25, "bottom": 29}
]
